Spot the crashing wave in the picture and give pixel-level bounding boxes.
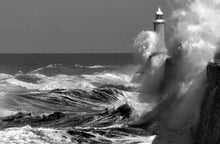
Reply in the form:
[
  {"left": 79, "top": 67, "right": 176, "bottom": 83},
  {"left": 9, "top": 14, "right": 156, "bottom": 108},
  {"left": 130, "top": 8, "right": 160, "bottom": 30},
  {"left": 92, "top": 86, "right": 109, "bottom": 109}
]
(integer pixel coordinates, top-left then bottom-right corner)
[
  {"left": 1, "top": 69, "right": 136, "bottom": 92},
  {"left": 0, "top": 125, "right": 73, "bottom": 144},
  {"left": 0, "top": 103, "right": 155, "bottom": 144},
  {"left": 74, "top": 64, "right": 118, "bottom": 69},
  {"left": 5, "top": 74, "right": 96, "bottom": 91},
  {"left": 0, "top": 125, "right": 155, "bottom": 144}
]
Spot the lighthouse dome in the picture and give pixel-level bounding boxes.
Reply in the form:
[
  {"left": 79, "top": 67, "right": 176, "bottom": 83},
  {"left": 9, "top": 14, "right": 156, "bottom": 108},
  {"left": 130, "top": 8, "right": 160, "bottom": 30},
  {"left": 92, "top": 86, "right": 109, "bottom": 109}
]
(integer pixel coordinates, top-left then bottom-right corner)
[{"left": 156, "top": 7, "right": 163, "bottom": 15}]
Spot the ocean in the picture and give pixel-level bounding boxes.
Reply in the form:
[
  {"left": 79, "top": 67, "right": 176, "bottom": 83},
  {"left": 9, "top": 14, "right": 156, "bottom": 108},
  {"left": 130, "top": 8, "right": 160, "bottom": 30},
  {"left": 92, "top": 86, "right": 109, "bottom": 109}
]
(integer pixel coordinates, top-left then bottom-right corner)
[{"left": 0, "top": 54, "right": 155, "bottom": 144}]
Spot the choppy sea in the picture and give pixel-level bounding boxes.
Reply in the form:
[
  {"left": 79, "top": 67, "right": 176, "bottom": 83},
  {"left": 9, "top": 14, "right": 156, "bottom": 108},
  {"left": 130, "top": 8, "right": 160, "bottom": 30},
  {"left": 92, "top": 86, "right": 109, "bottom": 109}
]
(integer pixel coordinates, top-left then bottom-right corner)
[{"left": 0, "top": 54, "right": 156, "bottom": 144}]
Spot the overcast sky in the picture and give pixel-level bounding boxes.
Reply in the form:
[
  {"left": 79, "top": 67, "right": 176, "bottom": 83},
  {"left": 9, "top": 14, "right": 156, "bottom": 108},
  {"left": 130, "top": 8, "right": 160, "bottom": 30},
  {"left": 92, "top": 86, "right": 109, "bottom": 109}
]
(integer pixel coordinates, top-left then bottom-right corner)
[{"left": 0, "top": 0, "right": 170, "bottom": 53}]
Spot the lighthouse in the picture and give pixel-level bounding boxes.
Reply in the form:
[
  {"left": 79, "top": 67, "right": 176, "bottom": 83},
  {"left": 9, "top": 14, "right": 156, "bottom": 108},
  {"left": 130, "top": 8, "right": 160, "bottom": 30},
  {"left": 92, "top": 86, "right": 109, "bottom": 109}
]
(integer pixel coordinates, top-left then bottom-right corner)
[{"left": 153, "top": 7, "right": 165, "bottom": 40}]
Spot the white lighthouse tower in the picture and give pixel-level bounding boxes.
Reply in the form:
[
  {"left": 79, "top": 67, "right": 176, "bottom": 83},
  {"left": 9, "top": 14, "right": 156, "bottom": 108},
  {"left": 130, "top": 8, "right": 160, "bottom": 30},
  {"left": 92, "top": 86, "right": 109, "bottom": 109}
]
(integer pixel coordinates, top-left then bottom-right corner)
[{"left": 153, "top": 7, "right": 165, "bottom": 40}]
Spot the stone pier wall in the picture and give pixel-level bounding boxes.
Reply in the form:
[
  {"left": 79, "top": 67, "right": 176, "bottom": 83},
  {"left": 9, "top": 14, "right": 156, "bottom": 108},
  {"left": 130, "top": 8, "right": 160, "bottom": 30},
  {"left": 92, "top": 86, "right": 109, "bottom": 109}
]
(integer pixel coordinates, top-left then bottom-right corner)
[{"left": 196, "top": 62, "right": 220, "bottom": 144}]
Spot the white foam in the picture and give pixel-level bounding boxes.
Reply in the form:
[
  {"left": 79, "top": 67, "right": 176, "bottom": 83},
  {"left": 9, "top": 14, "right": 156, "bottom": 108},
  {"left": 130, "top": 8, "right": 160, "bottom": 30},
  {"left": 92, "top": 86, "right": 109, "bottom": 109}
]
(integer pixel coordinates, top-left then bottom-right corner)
[
  {"left": 75, "top": 64, "right": 116, "bottom": 69},
  {"left": 0, "top": 69, "right": 136, "bottom": 92},
  {"left": 31, "top": 64, "right": 63, "bottom": 73},
  {"left": 0, "top": 126, "right": 72, "bottom": 144},
  {"left": 83, "top": 72, "right": 133, "bottom": 86},
  {"left": 87, "top": 130, "right": 155, "bottom": 144},
  {"left": 0, "top": 109, "right": 17, "bottom": 117},
  {"left": 0, "top": 73, "right": 13, "bottom": 80},
  {"left": 6, "top": 75, "right": 95, "bottom": 91},
  {"left": 0, "top": 125, "right": 156, "bottom": 144}
]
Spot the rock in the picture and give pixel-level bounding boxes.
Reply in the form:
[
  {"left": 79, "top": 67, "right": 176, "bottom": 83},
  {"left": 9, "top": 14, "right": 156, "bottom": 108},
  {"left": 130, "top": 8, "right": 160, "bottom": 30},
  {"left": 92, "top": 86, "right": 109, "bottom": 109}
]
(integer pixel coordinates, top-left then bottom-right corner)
[{"left": 196, "top": 62, "right": 220, "bottom": 144}]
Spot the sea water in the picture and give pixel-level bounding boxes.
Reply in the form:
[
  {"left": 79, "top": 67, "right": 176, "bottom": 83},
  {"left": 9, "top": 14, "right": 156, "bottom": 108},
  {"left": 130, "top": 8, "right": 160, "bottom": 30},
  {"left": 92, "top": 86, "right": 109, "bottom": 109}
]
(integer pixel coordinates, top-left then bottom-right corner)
[{"left": 0, "top": 54, "right": 155, "bottom": 144}]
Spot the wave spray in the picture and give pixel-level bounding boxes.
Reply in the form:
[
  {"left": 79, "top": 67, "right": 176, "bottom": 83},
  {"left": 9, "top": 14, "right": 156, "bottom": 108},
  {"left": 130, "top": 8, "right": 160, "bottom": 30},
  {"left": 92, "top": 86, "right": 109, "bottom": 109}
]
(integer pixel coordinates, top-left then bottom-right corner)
[{"left": 132, "top": 0, "right": 220, "bottom": 129}]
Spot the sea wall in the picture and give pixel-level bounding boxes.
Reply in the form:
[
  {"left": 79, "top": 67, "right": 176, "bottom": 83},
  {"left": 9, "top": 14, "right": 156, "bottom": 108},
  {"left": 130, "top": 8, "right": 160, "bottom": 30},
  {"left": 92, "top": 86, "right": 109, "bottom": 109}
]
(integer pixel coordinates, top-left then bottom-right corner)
[{"left": 196, "top": 62, "right": 220, "bottom": 144}]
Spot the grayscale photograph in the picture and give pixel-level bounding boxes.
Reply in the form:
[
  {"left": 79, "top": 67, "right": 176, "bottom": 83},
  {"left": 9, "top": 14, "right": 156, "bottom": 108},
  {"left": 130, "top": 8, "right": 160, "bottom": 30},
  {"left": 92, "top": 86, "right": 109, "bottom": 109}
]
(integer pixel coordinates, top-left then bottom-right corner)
[{"left": 0, "top": 0, "right": 219, "bottom": 144}]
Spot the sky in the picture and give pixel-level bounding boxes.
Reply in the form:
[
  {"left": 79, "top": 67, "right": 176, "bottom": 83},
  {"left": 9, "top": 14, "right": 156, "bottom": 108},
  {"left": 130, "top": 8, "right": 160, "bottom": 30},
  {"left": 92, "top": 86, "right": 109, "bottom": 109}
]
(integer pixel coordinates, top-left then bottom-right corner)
[{"left": 0, "top": 0, "right": 170, "bottom": 53}]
